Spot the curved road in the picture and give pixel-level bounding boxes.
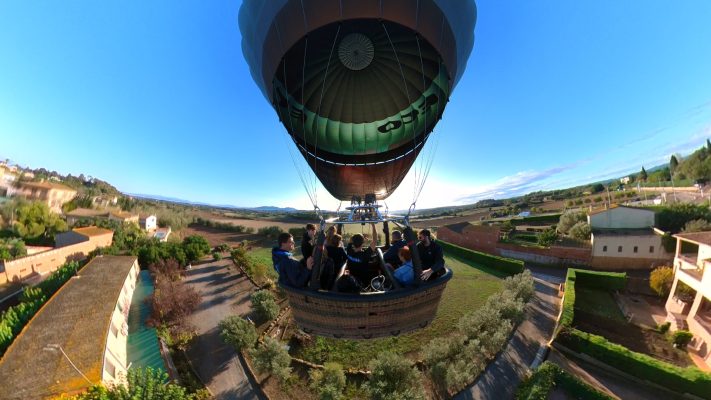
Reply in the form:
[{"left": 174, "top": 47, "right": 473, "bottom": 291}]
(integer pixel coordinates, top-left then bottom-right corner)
[{"left": 184, "top": 260, "right": 262, "bottom": 400}]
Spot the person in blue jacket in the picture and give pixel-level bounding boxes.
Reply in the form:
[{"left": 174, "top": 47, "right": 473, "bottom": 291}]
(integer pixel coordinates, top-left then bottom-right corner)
[
  {"left": 272, "top": 232, "right": 313, "bottom": 287},
  {"left": 392, "top": 246, "right": 415, "bottom": 287}
]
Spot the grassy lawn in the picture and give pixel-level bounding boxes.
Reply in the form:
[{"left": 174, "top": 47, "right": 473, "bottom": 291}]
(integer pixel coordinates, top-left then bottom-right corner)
[
  {"left": 574, "top": 287, "right": 626, "bottom": 322},
  {"left": 289, "top": 253, "right": 505, "bottom": 369}
]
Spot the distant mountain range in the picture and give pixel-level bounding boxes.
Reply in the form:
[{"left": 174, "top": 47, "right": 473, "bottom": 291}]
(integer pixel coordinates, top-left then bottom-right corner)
[{"left": 127, "top": 193, "right": 300, "bottom": 212}]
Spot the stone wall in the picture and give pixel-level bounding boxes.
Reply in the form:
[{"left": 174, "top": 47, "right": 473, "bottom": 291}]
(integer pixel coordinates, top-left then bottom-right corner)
[{"left": 0, "top": 232, "right": 113, "bottom": 284}]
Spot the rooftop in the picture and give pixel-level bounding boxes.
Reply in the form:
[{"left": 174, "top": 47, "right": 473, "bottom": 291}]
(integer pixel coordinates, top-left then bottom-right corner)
[
  {"left": 0, "top": 256, "right": 137, "bottom": 399},
  {"left": 674, "top": 231, "right": 711, "bottom": 247},
  {"left": 588, "top": 204, "right": 651, "bottom": 216},
  {"left": 592, "top": 227, "right": 656, "bottom": 236},
  {"left": 73, "top": 226, "right": 114, "bottom": 238},
  {"left": 18, "top": 180, "right": 76, "bottom": 192},
  {"left": 65, "top": 207, "right": 107, "bottom": 217}
]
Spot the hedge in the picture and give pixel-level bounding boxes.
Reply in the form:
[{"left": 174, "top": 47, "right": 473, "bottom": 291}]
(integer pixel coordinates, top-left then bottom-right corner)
[
  {"left": 439, "top": 240, "right": 524, "bottom": 275},
  {"left": 515, "top": 361, "right": 613, "bottom": 400},
  {"left": 559, "top": 269, "right": 627, "bottom": 331},
  {"left": 512, "top": 214, "right": 562, "bottom": 225},
  {"left": 557, "top": 328, "right": 711, "bottom": 399}
]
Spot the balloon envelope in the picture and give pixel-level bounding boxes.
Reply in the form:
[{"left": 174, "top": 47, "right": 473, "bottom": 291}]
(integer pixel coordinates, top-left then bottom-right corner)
[{"left": 239, "top": 0, "right": 476, "bottom": 200}]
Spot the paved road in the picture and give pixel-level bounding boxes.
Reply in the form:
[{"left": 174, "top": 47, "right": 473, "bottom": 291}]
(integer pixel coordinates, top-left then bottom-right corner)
[
  {"left": 455, "top": 271, "right": 562, "bottom": 400},
  {"left": 184, "top": 260, "right": 262, "bottom": 400}
]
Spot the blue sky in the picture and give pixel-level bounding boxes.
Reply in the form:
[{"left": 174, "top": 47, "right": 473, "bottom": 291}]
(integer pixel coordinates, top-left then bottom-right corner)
[{"left": 1, "top": 1, "right": 710, "bottom": 211}]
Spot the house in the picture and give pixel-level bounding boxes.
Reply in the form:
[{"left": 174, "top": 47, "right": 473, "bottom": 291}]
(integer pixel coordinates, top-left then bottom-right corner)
[
  {"left": 0, "top": 256, "right": 140, "bottom": 398},
  {"left": 65, "top": 207, "right": 110, "bottom": 226},
  {"left": 108, "top": 211, "right": 139, "bottom": 225},
  {"left": 1, "top": 226, "right": 113, "bottom": 284},
  {"left": 140, "top": 214, "right": 157, "bottom": 231},
  {"left": 0, "top": 165, "right": 17, "bottom": 196},
  {"left": 64, "top": 208, "right": 139, "bottom": 227},
  {"left": 664, "top": 232, "right": 711, "bottom": 368},
  {"left": 588, "top": 205, "right": 673, "bottom": 269},
  {"left": 153, "top": 227, "right": 171, "bottom": 242},
  {"left": 7, "top": 180, "right": 77, "bottom": 213},
  {"left": 620, "top": 176, "right": 631, "bottom": 185}
]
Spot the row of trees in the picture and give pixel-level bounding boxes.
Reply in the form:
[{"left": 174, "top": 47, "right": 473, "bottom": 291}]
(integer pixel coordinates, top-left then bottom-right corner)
[{"left": 217, "top": 271, "right": 535, "bottom": 399}]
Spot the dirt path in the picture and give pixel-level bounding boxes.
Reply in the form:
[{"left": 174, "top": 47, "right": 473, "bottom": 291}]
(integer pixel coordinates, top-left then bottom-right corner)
[
  {"left": 455, "top": 270, "right": 563, "bottom": 400},
  {"left": 184, "top": 259, "right": 262, "bottom": 400}
]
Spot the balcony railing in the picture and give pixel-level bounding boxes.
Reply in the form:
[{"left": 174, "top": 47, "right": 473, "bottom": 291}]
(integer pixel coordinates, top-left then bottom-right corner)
[
  {"left": 676, "top": 255, "right": 705, "bottom": 283},
  {"left": 693, "top": 313, "right": 711, "bottom": 336},
  {"left": 678, "top": 254, "right": 698, "bottom": 267}
]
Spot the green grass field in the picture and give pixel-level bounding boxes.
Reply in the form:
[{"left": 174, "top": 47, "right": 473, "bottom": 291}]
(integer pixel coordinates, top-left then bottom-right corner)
[
  {"left": 288, "top": 253, "right": 505, "bottom": 369},
  {"left": 574, "top": 287, "right": 626, "bottom": 322}
]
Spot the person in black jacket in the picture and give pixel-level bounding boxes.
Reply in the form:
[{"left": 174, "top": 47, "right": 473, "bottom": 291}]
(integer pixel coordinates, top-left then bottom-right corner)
[
  {"left": 417, "top": 229, "right": 445, "bottom": 281},
  {"left": 346, "top": 223, "right": 378, "bottom": 286},
  {"left": 272, "top": 233, "right": 313, "bottom": 287},
  {"left": 301, "top": 223, "right": 316, "bottom": 258}
]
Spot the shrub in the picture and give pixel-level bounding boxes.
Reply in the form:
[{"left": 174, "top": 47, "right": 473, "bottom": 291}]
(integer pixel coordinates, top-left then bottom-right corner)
[
  {"left": 182, "top": 235, "right": 211, "bottom": 263},
  {"left": 683, "top": 219, "right": 711, "bottom": 233},
  {"left": 537, "top": 228, "right": 558, "bottom": 247},
  {"left": 516, "top": 361, "right": 613, "bottom": 400},
  {"left": 258, "top": 226, "right": 284, "bottom": 238},
  {"left": 503, "top": 270, "right": 535, "bottom": 303},
  {"left": 657, "top": 322, "right": 671, "bottom": 334},
  {"left": 309, "top": 362, "right": 346, "bottom": 400},
  {"left": 569, "top": 222, "right": 592, "bottom": 240},
  {"left": 650, "top": 266, "right": 674, "bottom": 297},
  {"left": 438, "top": 241, "right": 524, "bottom": 275},
  {"left": 671, "top": 330, "right": 693, "bottom": 348},
  {"left": 219, "top": 316, "right": 257, "bottom": 351},
  {"left": 558, "top": 210, "right": 587, "bottom": 234},
  {"left": 363, "top": 352, "right": 425, "bottom": 400},
  {"left": 251, "top": 290, "right": 280, "bottom": 322},
  {"left": 249, "top": 337, "right": 292, "bottom": 382},
  {"left": 212, "top": 252, "right": 222, "bottom": 261}
]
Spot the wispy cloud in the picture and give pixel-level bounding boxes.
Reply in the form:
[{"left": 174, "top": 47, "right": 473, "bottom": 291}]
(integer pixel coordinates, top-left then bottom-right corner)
[{"left": 456, "top": 164, "right": 579, "bottom": 203}]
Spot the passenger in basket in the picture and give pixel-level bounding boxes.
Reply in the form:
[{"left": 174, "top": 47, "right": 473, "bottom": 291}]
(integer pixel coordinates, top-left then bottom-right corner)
[
  {"left": 382, "top": 230, "right": 407, "bottom": 268},
  {"left": 392, "top": 246, "right": 415, "bottom": 287},
  {"left": 272, "top": 232, "right": 313, "bottom": 287},
  {"left": 346, "top": 223, "right": 377, "bottom": 286},
  {"left": 417, "top": 229, "right": 445, "bottom": 281},
  {"left": 301, "top": 223, "right": 317, "bottom": 258}
]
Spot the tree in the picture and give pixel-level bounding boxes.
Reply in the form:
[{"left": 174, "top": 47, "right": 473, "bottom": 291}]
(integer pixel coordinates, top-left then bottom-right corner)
[
  {"left": 657, "top": 203, "right": 711, "bottom": 233},
  {"left": 590, "top": 183, "right": 605, "bottom": 193},
  {"left": 219, "top": 316, "right": 257, "bottom": 351},
  {"left": 13, "top": 201, "right": 67, "bottom": 241},
  {"left": 670, "top": 154, "right": 679, "bottom": 176},
  {"left": 183, "top": 235, "right": 210, "bottom": 263},
  {"left": 569, "top": 222, "right": 592, "bottom": 241},
  {"left": 73, "top": 367, "right": 192, "bottom": 400},
  {"left": 639, "top": 166, "right": 648, "bottom": 182},
  {"left": 251, "top": 290, "right": 280, "bottom": 322},
  {"left": 650, "top": 266, "right": 674, "bottom": 297},
  {"left": 309, "top": 362, "right": 347, "bottom": 400},
  {"left": 682, "top": 219, "right": 711, "bottom": 233},
  {"left": 364, "top": 352, "right": 425, "bottom": 400},
  {"left": 557, "top": 210, "right": 587, "bottom": 235},
  {"left": 537, "top": 228, "right": 558, "bottom": 247},
  {"left": 249, "top": 337, "right": 292, "bottom": 382}
]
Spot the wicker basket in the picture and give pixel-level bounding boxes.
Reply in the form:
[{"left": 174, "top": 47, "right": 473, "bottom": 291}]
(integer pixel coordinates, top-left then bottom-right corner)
[{"left": 280, "top": 268, "right": 452, "bottom": 339}]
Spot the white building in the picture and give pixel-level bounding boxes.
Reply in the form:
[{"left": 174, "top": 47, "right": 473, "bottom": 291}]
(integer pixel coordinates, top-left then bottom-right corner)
[
  {"left": 140, "top": 214, "right": 157, "bottom": 231},
  {"left": 665, "top": 231, "right": 711, "bottom": 368},
  {"left": 588, "top": 205, "right": 672, "bottom": 269}
]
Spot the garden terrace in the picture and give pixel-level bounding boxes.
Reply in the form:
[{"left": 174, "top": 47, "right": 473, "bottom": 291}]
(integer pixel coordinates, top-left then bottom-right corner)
[
  {"left": 555, "top": 268, "right": 711, "bottom": 399},
  {"left": 0, "top": 256, "right": 137, "bottom": 399}
]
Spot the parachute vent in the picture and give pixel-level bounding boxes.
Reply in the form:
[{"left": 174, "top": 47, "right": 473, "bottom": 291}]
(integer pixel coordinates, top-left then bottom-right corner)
[{"left": 338, "top": 33, "right": 374, "bottom": 71}]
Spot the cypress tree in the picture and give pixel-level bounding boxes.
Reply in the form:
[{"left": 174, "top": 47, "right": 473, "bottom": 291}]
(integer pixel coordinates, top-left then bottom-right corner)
[
  {"left": 640, "top": 166, "right": 648, "bottom": 182},
  {"left": 670, "top": 154, "right": 679, "bottom": 176}
]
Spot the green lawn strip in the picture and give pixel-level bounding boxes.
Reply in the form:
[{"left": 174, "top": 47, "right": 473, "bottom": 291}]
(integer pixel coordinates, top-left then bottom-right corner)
[
  {"left": 292, "top": 255, "right": 504, "bottom": 369},
  {"left": 574, "top": 287, "right": 626, "bottom": 323}
]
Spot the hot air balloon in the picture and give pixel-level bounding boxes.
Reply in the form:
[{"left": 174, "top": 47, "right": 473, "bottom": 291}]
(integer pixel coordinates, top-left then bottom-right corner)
[{"left": 239, "top": 0, "right": 476, "bottom": 339}]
